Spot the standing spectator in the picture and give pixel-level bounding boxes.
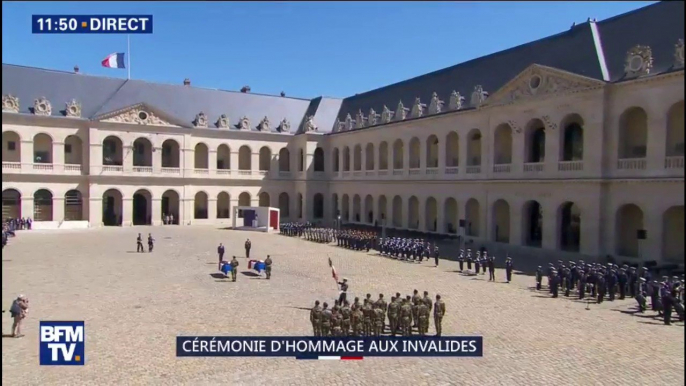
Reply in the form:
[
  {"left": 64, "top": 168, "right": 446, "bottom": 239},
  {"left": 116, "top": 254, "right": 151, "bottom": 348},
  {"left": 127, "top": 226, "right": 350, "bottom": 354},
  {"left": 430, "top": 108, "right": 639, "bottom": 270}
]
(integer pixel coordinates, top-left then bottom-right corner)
[{"left": 10, "top": 295, "right": 29, "bottom": 338}]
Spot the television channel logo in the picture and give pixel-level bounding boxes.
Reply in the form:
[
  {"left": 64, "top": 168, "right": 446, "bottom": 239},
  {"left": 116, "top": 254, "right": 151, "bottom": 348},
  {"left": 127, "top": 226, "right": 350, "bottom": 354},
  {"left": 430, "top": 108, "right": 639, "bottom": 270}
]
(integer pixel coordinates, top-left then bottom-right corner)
[{"left": 39, "top": 321, "right": 85, "bottom": 365}]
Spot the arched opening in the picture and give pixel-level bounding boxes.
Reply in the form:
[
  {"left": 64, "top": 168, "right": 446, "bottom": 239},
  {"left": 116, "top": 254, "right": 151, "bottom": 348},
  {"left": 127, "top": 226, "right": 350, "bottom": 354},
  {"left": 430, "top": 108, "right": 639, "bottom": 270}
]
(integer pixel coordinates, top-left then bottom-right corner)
[
  {"left": 133, "top": 189, "right": 152, "bottom": 225},
  {"left": 259, "top": 192, "right": 270, "bottom": 207},
  {"left": 161, "top": 190, "right": 180, "bottom": 224},
  {"left": 64, "top": 189, "right": 83, "bottom": 221},
  {"left": 409, "top": 137, "right": 420, "bottom": 168},
  {"left": 353, "top": 195, "right": 361, "bottom": 222},
  {"left": 102, "top": 189, "right": 123, "bottom": 226},
  {"left": 662, "top": 206, "right": 684, "bottom": 262},
  {"left": 217, "top": 144, "right": 231, "bottom": 170},
  {"left": 161, "top": 139, "right": 180, "bottom": 168},
  {"left": 2, "top": 189, "right": 21, "bottom": 220},
  {"left": 332, "top": 148, "right": 339, "bottom": 172},
  {"left": 465, "top": 198, "right": 480, "bottom": 236},
  {"left": 378, "top": 142, "right": 389, "bottom": 170},
  {"left": 559, "top": 202, "right": 581, "bottom": 252},
  {"left": 408, "top": 196, "right": 419, "bottom": 229},
  {"left": 239, "top": 146, "right": 252, "bottom": 170},
  {"left": 525, "top": 119, "right": 546, "bottom": 163},
  {"left": 378, "top": 195, "right": 387, "bottom": 224},
  {"left": 64, "top": 135, "right": 83, "bottom": 165},
  {"left": 445, "top": 198, "right": 457, "bottom": 233},
  {"left": 365, "top": 144, "right": 374, "bottom": 170},
  {"left": 279, "top": 148, "right": 290, "bottom": 172},
  {"left": 364, "top": 194, "right": 374, "bottom": 223},
  {"left": 194, "top": 143, "right": 209, "bottom": 169},
  {"left": 426, "top": 135, "right": 439, "bottom": 168},
  {"left": 33, "top": 133, "right": 53, "bottom": 164},
  {"left": 615, "top": 204, "right": 644, "bottom": 257},
  {"left": 560, "top": 114, "right": 584, "bottom": 161},
  {"left": 493, "top": 124, "right": 513, "bottom": 164},
  {"left": 343, "top": 147, "right": 351, "bottom": 171},
  {"left": 392, "top": 196, "right": 403, "bottom": 227},
  {"left": 259, "top": 146, "right": 271, "bottom": 171},
  {"left": 297, "top": 193, "right": 303, "bottom": 218},
  {"left": 522, "top": 200, "right": 543, "bottom": 247},
  {"left": 393, "top": 139, "right": 404, "bottom": 169},
  {"left": 314, "top": 148, "right": 325, "bottom": 172},
  {"left": 298, "top": 149, "right": 304, "bottom": 172},
  {"left": 666, "top": 101, "right": 684, "bottom": 156},
  {"left": 342, "top": 194, "right": 350, "bottom": 221},
  {"left": 467, "top": 130, "right": 482, "bottom": 166},
  {"left": 618, "top": 107, "right": 648, "bottom": 159},
  {"left": 33, "top": 189, "right": 53, "bottom": 221},
  {"left": 217, "top": 192, "right": 230, "bottom": 219},
  {"left": 313, "top": 193, "right": 324, "bottom": 219},
  {"left": 2, "top": 131, "right": 21, "bottom": 163},
  {"left": 194, "top": 191, "right": 208, "bottom": 219},
  {"left": 331, "top": 194, "right": 339, "bottom": 219},
  {"left": 103, "top": 136, "right": 123, "bottom": 166},
  {"left": 492, "top": 199, "right": 510, "bottom": 243},
  {"left": 425, "top": 197, "right": 437, "bottom": 232},
  {"left": 279, "top": 192, "right": 290, "bottom": 218},
  {"left": 238, "top": 192, "right": 251, "bottom": 207},
  {"left": 133, "top": 137, "right": 153, "bottom": 167},
  {"left": 446, "top": 131, "right": 459, "bottom": 167},
  {"left": 353, "top": 145, "right": 362, "bottom": 171}
]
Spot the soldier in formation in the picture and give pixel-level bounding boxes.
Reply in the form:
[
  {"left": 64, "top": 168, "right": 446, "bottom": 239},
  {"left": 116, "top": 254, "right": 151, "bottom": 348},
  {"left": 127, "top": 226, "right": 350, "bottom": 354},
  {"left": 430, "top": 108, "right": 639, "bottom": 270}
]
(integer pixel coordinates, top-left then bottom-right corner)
[
  {"left": 337, "top": 229, "right": 376, "bottom": 251},
  {"left": 378, "top": 237, "right": 438, "bottom": 263},
  {"left": 303, "top": 227, "right": 334, "bottom": 243},
  {"left": 309, "top": 291, "right": 445, "bottom": 337},
  {"left": 279, "top": 222, "right": 312, "bottom": 237}
]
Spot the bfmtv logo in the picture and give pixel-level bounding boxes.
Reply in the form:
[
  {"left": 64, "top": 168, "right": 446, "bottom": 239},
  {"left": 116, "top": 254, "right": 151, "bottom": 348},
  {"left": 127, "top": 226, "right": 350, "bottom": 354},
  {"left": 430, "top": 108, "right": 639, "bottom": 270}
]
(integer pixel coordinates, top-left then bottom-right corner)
[{"left": 39, "top": 321, "right": 85, "bottom": 365}]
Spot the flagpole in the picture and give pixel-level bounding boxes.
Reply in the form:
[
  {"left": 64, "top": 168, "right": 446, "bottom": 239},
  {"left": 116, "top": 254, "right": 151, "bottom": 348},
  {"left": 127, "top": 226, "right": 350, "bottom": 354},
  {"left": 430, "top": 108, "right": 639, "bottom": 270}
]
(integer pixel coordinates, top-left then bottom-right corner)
[{"left": 127, "top": 34, "right": 131, "bottom": 79}]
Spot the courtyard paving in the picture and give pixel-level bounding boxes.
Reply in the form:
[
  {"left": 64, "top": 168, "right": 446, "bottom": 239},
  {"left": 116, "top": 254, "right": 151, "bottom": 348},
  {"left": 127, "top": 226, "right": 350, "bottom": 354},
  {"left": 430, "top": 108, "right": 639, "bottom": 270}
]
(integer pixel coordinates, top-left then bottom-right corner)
[{"left": 2, "top": 226, "right": 684, "bottom": 386}]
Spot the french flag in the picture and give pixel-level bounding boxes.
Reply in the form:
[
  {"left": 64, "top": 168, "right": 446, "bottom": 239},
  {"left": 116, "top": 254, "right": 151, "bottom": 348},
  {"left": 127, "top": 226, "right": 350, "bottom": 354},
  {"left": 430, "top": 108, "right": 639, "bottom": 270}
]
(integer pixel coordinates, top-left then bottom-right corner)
[{"left": 101, "top": 52, "right": 126, "bottom": 69}]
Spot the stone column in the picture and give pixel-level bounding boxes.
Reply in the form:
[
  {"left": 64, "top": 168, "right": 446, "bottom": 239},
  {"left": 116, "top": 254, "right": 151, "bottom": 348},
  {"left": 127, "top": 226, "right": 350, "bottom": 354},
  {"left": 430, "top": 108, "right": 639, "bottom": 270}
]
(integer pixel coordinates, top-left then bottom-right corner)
[
  {"left": 643, "top": 206, "right": 663, "bottom": 261},
  {"left": 436, "top": 201, "right": 445, "bottom": 233},
  {"left": 251, "top": 152, "right": 260, "bottom": 172},
  {"left": 122, "top": 197, "right": 133, "bottom": 226},
  {"left": 21, "top": 196, "right": 34, "bottom": 221},
  {"left": 52, "top": 141, "right": 65, "bottom": 172},
  {"left": 53, "top": 197, "right": 65, "bottom": 224},
  {"left": 153, "top": 146, "right": 162, "bottom": 173},
  {"left": 208, "top": 197, "right": 217, "bottom": 221},
  {"left": 512, "top": 130, "right": 525, "bottom": 177},
  {"left": 152, "top": 197, "right": 162, "bottom": 225},
  {"left": 209, "top": 149, "right": 217, "bottom": 174},
  {"left": 123, "top": 145, "right": 133, "bottom": 172},
  {"left": 21, "top": 140, "right": 33, "bottom": 172},
  {"left": 230, "top": 151, "right": 239, "bottom": 171},
  {"left": 417, "top": 198, "right": 426, "bottom": 232},
  {"left": 437, "top": 140, "right": 446, "bottom": 170},
  {"left": 541, "top": 201, "right": 557, "bottom": 250},
  {"left": 182, "top": 197, "right": 193, "bottom": 225},
  {"left": 509, "top": 201, "right": 523, "bottom": 246},
  {"left": 89, "top": 197, "right": 102, "bottom": 227},
  {"left": 545, "top": 124, "right": 560, "bottom": 173},
  {"left": 647, "top": 115, "right": 667, "bottom": 173},
  {"left": 89, "top": 142, "right": 103, "bottom": 175},
  {"left": 459, "top": 134, "right": 468, "bottom": 176}
]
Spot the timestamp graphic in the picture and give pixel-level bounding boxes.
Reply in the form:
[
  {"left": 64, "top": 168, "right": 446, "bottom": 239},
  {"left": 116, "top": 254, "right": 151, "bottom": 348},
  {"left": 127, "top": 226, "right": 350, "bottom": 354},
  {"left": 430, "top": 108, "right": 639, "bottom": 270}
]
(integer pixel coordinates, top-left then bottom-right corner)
[{"left": 32, "top": 15, "right": 153, "bottom": 34}]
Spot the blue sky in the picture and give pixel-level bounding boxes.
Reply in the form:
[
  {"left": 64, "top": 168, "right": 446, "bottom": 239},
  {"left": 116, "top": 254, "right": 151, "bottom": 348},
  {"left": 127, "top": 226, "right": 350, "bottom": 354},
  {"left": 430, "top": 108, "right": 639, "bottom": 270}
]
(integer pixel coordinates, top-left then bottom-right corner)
[{"left": 2, "top": 1, "right": 656, "bottom": 99}]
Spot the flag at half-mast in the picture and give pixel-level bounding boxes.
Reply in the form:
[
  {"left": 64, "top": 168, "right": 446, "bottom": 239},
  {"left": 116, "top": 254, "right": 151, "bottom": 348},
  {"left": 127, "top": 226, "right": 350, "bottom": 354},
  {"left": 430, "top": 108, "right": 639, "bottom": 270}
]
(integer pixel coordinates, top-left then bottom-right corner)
[
  {"left": 328, "top": 257, "right": 339, "bottom": 282},
  {"left": 101, "top": 53, "right": 126, "bottom": 69}
]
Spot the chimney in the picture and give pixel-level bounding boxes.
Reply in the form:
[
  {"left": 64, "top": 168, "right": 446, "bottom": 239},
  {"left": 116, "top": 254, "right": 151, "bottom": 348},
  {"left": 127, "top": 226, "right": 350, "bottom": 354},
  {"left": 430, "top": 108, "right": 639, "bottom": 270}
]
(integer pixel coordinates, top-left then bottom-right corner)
[
  {"left": 183, "top": 78, "right": 191, "bottom": 86},
  {"left": 74, "top": 65, "right": 79, "bottom": 74},
  {"left": 240, "top": 86, "right": 251, "bottom": 93},
  {"left": 280, "top": 91, "right": 286, "bottom": 97}
]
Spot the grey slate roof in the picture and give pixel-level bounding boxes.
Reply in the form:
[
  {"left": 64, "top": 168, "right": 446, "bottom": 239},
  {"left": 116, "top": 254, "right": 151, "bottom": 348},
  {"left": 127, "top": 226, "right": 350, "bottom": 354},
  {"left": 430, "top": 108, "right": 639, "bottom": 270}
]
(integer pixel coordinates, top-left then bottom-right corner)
[{"left": 596, "top": 1, "right": 684, "bottom": 81}]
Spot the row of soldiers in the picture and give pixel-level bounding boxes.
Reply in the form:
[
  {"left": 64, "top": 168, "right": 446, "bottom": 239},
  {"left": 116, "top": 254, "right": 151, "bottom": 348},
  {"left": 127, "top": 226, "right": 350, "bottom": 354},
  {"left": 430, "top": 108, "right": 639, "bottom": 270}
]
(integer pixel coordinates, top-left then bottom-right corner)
[
  {"left": 336, "top": 230, "right": 376, "bottom": 251},
  {"left": 534, "top": 261, "right": 685, "bottom": 324},
  {"left": 303, "top": 228, "right": 335, "bottom": 243},
  {"left": 378, "top": 237, "right": 440, "bottom": 264},
  {"left": 309, "top": 291, "right": 446, "bottom": 337},
  {"left": 456, "top": 249, "right": 515, "bottom": 282},
  {"left": 279, "top": 222, "right": 312, "bottom": 237}
]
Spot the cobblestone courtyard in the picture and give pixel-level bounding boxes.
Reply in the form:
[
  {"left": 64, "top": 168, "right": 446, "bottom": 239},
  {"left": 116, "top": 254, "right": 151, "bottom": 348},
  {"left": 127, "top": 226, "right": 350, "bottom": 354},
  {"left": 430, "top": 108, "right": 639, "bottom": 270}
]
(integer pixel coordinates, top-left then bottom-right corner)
[{"left": 2, "top": 226, "right": 684, "bottom": 386}]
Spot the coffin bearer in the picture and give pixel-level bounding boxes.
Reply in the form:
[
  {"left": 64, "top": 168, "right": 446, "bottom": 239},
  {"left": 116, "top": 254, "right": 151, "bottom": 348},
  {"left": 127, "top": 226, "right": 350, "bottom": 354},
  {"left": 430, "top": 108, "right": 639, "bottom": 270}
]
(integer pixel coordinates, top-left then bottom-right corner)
[
  {"left": 264, "top": 255, "right": 273, "bottom": 279},
  {"left": 244, "top": 239, "right": 252, "bottom": 258}
]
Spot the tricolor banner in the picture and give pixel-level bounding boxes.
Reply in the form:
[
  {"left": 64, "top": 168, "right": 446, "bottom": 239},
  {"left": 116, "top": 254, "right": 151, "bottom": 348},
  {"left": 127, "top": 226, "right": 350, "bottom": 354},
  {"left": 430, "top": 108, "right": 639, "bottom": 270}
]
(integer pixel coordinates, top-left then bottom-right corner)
[
  {"left": 328, "top": 257, "right": 339, "bottom": 282},
  {"left": 101, "top": 52, "right": 126, "bottom": 69}
]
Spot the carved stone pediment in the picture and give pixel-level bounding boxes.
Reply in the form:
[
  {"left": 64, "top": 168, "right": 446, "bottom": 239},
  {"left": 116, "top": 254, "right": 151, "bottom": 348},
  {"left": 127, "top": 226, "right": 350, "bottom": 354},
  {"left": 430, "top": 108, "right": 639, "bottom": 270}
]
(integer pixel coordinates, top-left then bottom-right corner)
[
  {"left": 344, "top": 113, "right": 355, "bottom": 131},
  {"left": 102, "top": 107, "right": 173, "bottom": 126},
  {"left": 33, "top": 97, "right": 52, "bottom": 116},
  {"left": 675, "top": 39, "right": 684, "bottom": 69},
  {"left": 303, "top": 115, "right": 318, "bottom": 132},
  {"left": 2, "top": 95, "right": 19, "bottom": 113},
  {"left": 395, "top": 100, "right": 409, "bottom": 121},
  {"left": 237, "top": 116, "right": 250, "bottom": 130},
  {"left": 410, "top": 97, "right": 426, "bottom": 118},
  {"left": 487, "top": 65, "right": 605, "bottom": 106},
  {"left": 368, "top": 108, "right": 379, "bottom": 126},
  {"left": 216, "top": 114, "right": 230, "bottom": 128},
  {"left": 448, "top": 91, "right": 464, "bottom": 111},
  {"left": 334, "top": 119, "right": 343, "bottom": 133},
  {"left": 380, "top": 105, "right": 394, "bottom": 123},
  {"left": 65, "top": 99, "right": 81, "bottom": 117},
  {"left": 428, "top": 92, "right": 444, "bottom": 114},
  {"left": 625, "top": 45, "right": 653, "bottom": 77},
  {"left": 257, "top": 116, "right": 270, "bottom": 131},
  {"left": 470, "top": 86, "right": 487, "bottom": 108},
  {"left": 355, "top": 110, "right": 366, "bottom": 129},
  {"left": 194, "top": 112, "right": 208, "bottom": 128},
  {"left": 278, "top": 118, "right": 291, "bottom": 133}
]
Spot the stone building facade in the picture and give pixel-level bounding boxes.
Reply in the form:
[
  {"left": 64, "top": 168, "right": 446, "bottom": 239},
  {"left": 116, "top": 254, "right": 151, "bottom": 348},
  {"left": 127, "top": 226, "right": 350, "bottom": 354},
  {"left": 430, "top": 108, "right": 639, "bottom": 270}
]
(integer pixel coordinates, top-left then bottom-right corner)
[{"left": 2, "top": 2, "right": 684, "bottom": 264}]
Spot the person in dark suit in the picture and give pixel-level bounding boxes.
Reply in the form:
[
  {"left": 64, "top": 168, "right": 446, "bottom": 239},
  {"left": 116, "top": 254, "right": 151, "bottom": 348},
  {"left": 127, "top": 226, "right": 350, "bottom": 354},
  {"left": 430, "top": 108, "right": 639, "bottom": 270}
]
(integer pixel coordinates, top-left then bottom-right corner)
[{"left": 217, "top": 243, "right": 225, "bottom": 270}]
